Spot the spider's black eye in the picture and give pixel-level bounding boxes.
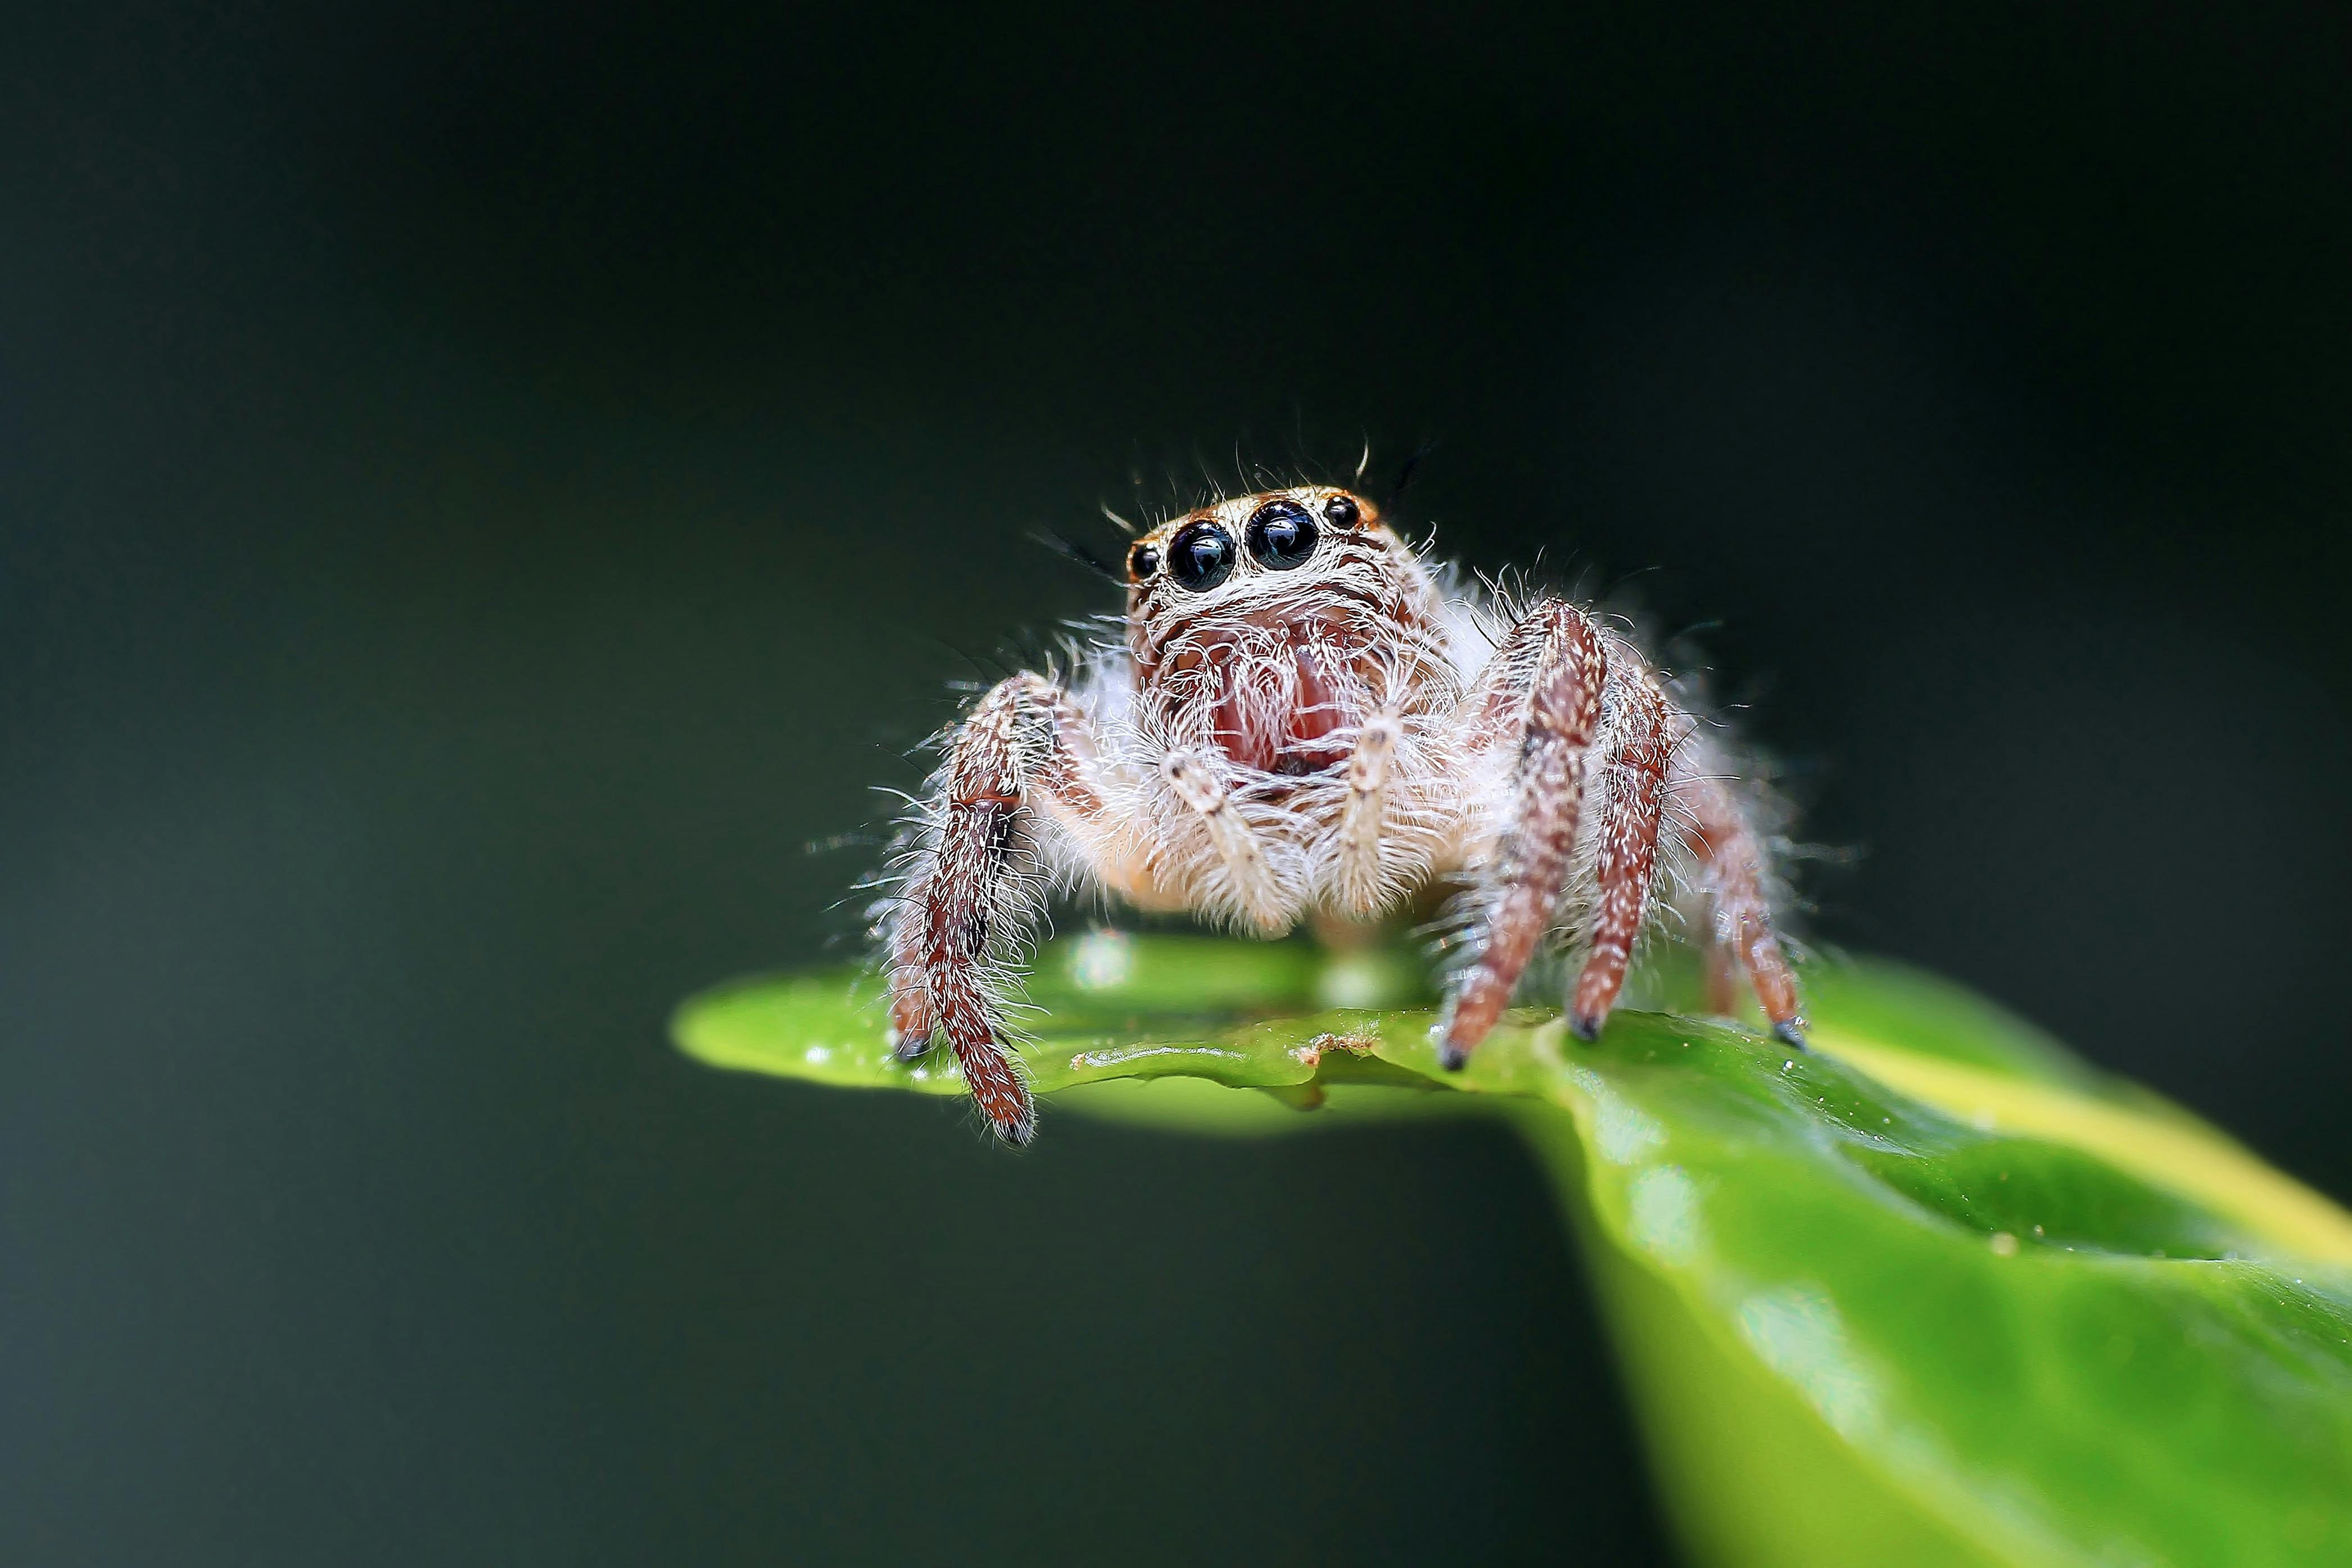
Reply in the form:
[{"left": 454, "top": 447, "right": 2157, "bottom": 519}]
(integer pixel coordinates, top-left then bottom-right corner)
[
  {"left": 1127, "top": 542, "right": 1161, "bottom": 581},
  {"left": 1167, "top": 520, "right": 1236, "bottom": 592},
  {"left": 1245, "top": 500, "right": 1319, "bottom": 570},
  {"left": 1323, "top": 493, "right": 1360, "bottom": 530}
]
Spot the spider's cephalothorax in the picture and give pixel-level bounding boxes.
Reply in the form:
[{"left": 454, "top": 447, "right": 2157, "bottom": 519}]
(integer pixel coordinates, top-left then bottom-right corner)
[{"left": 875, "top": 486, "right": 1804, "bottom": 1143}]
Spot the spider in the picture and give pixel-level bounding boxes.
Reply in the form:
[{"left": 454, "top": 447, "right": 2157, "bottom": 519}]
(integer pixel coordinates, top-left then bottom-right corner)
[{"left": 875, "top": 484, "right": 1804, "bottom": 1144}]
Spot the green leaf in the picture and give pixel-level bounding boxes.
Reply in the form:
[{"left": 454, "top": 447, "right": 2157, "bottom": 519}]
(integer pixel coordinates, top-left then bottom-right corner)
[{"left": 673, "top": 934, "right": 2352, "bottom": 1567}]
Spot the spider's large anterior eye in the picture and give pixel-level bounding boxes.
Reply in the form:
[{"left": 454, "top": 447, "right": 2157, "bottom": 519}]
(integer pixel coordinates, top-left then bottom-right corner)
[
  {"left": 1323, "top": 493, "right": 1360, "bottom": 530},
  {"left": 1245, "top": 501, "right": 1319, "bottom": 570},
  {"left": 1167, "top": 520, "right": 1237, "bottom": 592}
]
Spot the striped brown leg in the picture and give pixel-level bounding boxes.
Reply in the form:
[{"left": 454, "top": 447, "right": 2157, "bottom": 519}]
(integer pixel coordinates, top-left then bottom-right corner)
[
  {"left": 1568, "top": 678, "right": 1672, "bottom": 1041},
  {"left": 1436, "top": 602, "right": 1606, "bottom": 1069},
  {"left": 1680, "top": 772, "right": 1806, "bottom": 1048},
  {"left": 884, "top": 673, "right": 1112, "bottom": 1143}
]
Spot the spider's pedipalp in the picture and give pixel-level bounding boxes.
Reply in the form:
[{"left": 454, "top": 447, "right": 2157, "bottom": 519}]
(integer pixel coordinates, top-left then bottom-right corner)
[
  {"left": 1161, "top": 750, "right": 1291, "bottom": 933},
  {"left": 1334, "top": 714, "right": 1401, "bottom": 913}
]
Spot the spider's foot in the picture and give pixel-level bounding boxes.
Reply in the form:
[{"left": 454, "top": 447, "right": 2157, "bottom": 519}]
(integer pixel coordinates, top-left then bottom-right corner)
[
  {"left": 888, "top": 1028, "right": 933, "bottom": 1063},
  {"left": 1771, "top": 1019, "right": 1811, "bottom": 1052},
  {"left": 1430, "top": 1009, "right": 1474, "bottom": 1071},
  {"left": 958, "top": 1039, "right": 1038, "bottom": 1146},
  {"left": 1567, "top": 1012, "right": 1604, "bottom": 1044}
]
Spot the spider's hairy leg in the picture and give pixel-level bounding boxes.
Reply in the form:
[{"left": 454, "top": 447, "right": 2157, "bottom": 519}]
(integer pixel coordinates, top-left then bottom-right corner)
[
  {"left": 886, "top": 672, "right": 1114, "bottom": 1144},
  {"left": 1334, "top": 715, "right": 1401, "bottom": 914},
  {"left": 1161, "top": 751, "right": 1289, "bottom": 933},
  {"left": 1678, "top": 771, "right": 1807, "bottom": 1048},
  {"left": 1567, "top": 677, "right": 1672, "bottom": 1041},
  {"left": 1436, "top": 602, "right": 1604, "bottom": 1069}
]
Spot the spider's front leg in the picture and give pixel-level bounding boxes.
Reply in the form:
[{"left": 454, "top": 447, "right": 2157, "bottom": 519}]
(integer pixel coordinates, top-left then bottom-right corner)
[
  {"left": 882, "top": 672, "right": 1116, "bottom": 1144},
  {"left": 1436, "top": 602, "right": 1605, "bottom": 1066},
  {"left": 1566, "top": 674, "right": 1672, "bottom": 1041},
  {"left": 1436, "top": 604, "right": 1688, "bottom": 1064}
]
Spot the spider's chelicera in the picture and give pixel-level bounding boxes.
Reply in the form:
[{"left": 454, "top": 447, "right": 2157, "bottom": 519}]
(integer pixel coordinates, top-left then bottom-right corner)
[{"left": 874, "top": 486, "right": 1804, "bottom": 1143}]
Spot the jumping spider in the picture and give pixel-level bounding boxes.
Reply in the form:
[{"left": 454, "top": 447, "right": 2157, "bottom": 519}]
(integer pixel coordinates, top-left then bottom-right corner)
[{"left": 876, "top": 486, "right": 1804, "bottom": 1143}]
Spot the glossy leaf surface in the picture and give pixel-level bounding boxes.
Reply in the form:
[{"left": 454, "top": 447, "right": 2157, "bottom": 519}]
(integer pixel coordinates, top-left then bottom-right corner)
[{"left": 674, "top": 935, "right": 2352, "bottom": 1566}]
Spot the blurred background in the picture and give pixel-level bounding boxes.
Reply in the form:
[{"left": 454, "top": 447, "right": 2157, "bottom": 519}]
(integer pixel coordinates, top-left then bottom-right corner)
[{"left": 6, "top": 3, "right": 2349, "bottom": 1562}]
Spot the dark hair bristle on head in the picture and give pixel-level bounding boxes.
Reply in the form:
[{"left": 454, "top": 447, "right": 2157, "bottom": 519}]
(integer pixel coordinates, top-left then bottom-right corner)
[
  {"left": 1390, "top": 441, "right": 1437, "bottom": 503},
  {"left": 1030, "top": 529, "right": 1122, "bottom": 583}
]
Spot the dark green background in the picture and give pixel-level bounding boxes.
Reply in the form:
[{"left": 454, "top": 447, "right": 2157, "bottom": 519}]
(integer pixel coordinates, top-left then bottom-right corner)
[{"left": 6, "top": 4, "right": 2349, "bottom": 1563}]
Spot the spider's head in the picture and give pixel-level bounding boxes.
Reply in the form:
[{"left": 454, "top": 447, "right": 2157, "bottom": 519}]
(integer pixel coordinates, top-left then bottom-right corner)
[
  {"left": 1121, "top": 488, "right": 1442, "bottom": 767},
  {"left": 1124, "top": 487, "right": 1426, "bottom": 647}
]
